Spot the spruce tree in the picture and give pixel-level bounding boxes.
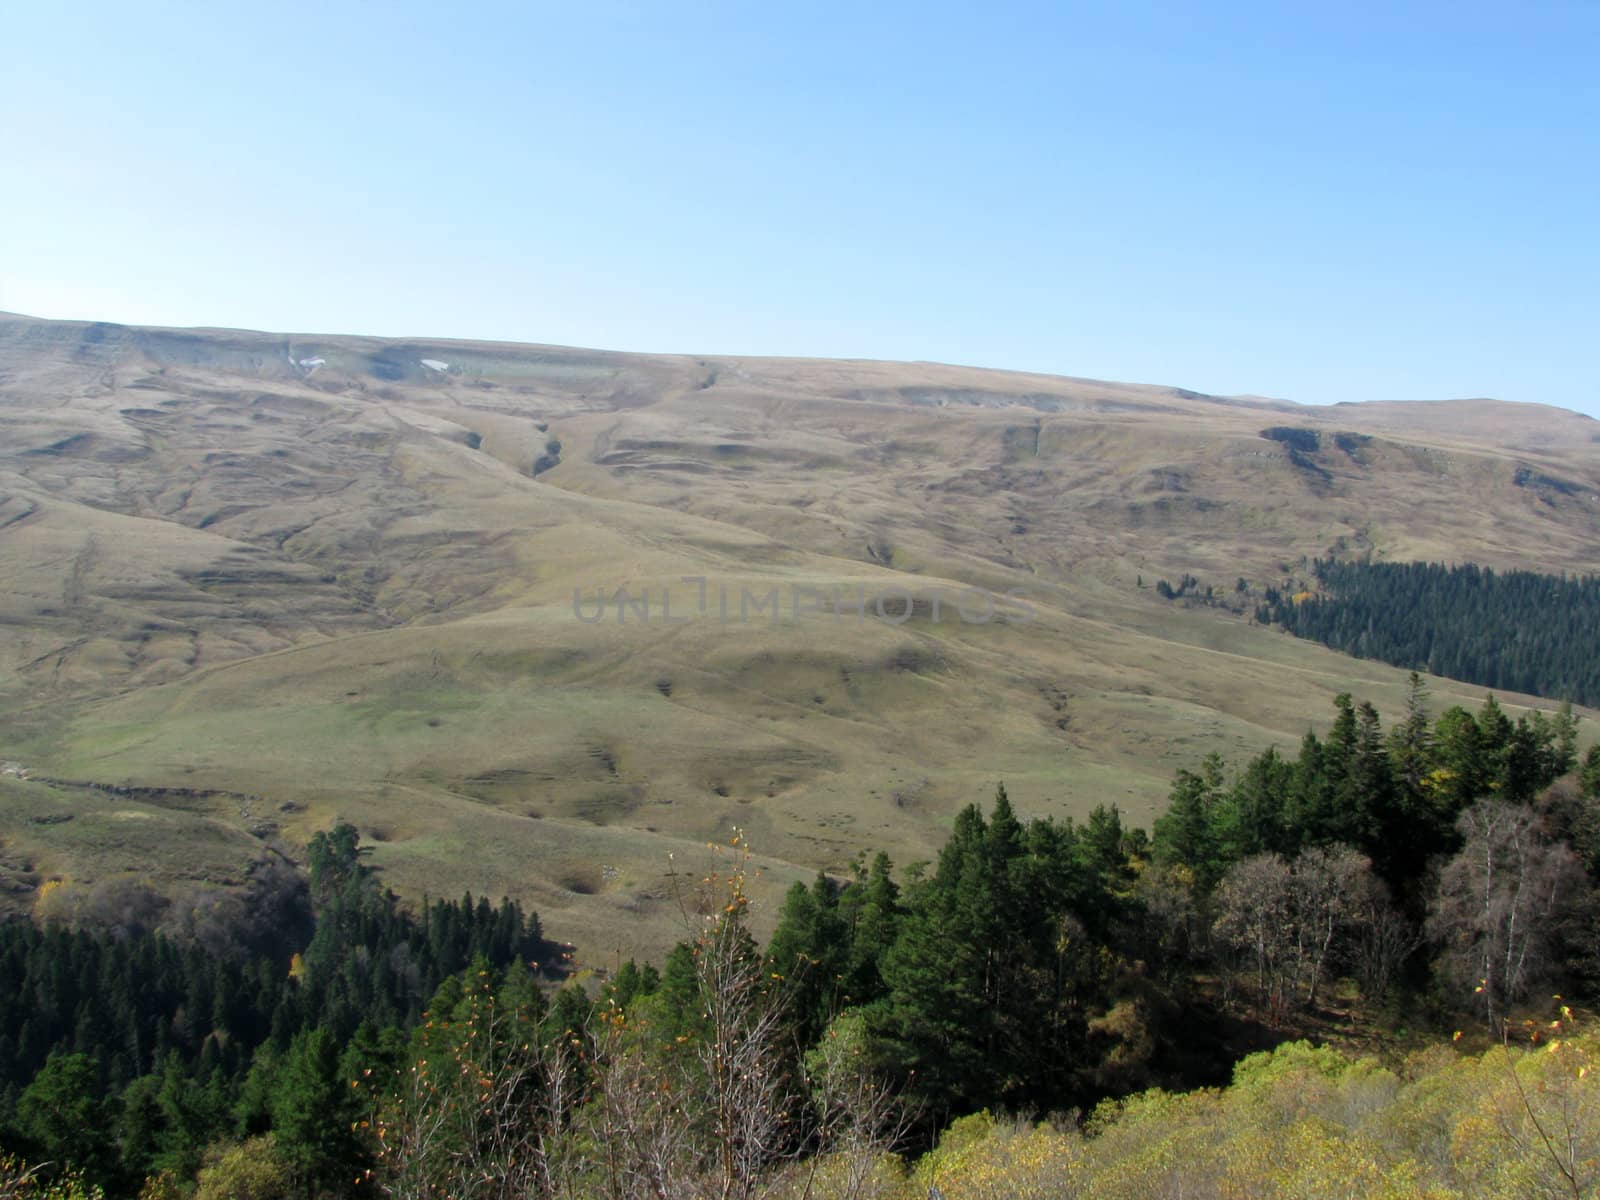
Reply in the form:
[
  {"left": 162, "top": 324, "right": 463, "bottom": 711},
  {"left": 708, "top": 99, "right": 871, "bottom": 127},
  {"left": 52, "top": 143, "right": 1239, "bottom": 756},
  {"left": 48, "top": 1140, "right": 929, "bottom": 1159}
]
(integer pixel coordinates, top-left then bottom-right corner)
[
  {"left": 1583, "top": 745, "right": 1600, "bottom": 799},
  {"left": 270, "top": 1027, "right": 365, "bottom": 1196},
  {"left": 1219, "top": 749, "right": 1292, "bottom": 862},
  {"left": 1152, "top": 757, "right": 1226, "bottom": 887},
  {"left": 14, "top": 1053, "right": 116, "bottom": 1186},
  {"left": 841, "top": 851, "right": 900, "bottom": 1004},
  {"left": 1388, "top": 673, "right": 1434, "bottom": 809},
  {"left": 767, "top": 873, "right": 848, "bottom": 1046},
  {"left": 875, "top": 803, "right": 998, "bottom": 1113},
  {"left": 1436, "top": 706, "right": 1482, "bottom": 805}
]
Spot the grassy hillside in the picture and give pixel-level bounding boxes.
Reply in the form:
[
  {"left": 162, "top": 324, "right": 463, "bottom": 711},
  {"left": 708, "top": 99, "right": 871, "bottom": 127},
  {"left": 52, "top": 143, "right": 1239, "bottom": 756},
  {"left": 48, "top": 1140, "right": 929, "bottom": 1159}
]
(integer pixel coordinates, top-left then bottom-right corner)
[{"left": 2, "top": 312, "right": 1597, "bottom": 959}]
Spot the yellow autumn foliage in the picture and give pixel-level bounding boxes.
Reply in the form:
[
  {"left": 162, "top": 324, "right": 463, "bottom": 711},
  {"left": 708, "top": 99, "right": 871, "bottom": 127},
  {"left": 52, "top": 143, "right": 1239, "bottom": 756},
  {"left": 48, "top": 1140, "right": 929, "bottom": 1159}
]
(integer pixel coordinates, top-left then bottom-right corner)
[
  {"left": 30, "top": 878, "right": 68, "bottom": 923},
  {"left": 881, "top": 1033, "right": 1600, "bottom": 1200}
]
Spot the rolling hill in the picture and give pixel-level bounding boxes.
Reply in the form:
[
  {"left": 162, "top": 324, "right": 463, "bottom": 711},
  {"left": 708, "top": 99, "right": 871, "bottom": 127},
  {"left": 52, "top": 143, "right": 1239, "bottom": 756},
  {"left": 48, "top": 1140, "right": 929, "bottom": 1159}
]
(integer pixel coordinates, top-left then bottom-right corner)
[{"left": 2, "top": 311, "right": 1597, "bottom": 960}]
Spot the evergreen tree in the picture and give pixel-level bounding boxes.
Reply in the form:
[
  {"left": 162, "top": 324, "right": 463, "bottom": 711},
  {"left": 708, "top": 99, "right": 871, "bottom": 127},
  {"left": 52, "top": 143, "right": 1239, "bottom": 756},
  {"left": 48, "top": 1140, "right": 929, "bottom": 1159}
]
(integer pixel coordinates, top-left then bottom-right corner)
[
  {"left": 1435, "top": 705, "right": 1487, "bottom": 814},
  {"left": 1152, "top": 756, "right": 1227, "bottom": 887},
  {"left": 1476, "top": 694, "right": 1514, "bottom": 792},
  {"left": 767, "top": 873, "right": 848, "bottom": 1046},
  {"left": 153, "top": 1051, "right": 221, "bottom": 1180},
  {"left": 1264, "top": 558, "right": 1600, "bottom": 706},
  {"left": 1553, "top": 701, "right": 1581, "bottom": 778},
  {"left": 601, "top": 958, "right": 659, "bottom": 1010},
  {"left": 1388, "top": 673, "right": 1435, "bottom": 814},
  {"left": 13, "top": 1053, "right": 116, "bottom": 1187},
  {"left": 874, "top": 787, "right": 1107, "bottom": 1115},
  {"left": 270, "top": 1028, "right": 364, "bottom": 1197},
  {"left": 835, "top": 850, "right": 900, "bottom": 1006},
  {"left": 306, "top": 823, "right": 364, "bottom": 903},
  {"left": 1324, "top": 694, "right": 1361, "bottom": 841},
  {"left": 1582, "top": 745, "right": 1600, "bottom": 799},
  {"left": 115, "top": 1073, "right": 164, "bottom": 1187},
  {"left": 1218, "top": 748, "right": 1292, "bottom": 861},
  {"left": 1351, "top": 702, "right": 1397, "bottom": 854},
  {"left": 1285, "top": 730, "right": 1333, "bottom": 848},
  {"left": 875, "top": 805, "right": 1000, "bottom": 1113}
]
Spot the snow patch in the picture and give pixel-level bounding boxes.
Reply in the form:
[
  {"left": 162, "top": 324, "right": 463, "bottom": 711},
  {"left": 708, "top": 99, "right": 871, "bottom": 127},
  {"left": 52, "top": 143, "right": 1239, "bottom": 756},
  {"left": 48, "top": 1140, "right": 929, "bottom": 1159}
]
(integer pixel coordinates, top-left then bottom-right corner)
[{"left": 420, "top": 359, "right": 449, "bottom": 372}]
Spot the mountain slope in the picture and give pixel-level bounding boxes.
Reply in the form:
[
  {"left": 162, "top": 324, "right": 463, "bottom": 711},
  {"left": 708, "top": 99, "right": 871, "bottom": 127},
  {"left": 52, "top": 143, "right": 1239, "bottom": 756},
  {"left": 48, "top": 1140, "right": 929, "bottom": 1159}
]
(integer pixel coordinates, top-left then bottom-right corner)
[{"left": 1, "top": 313, "right": 1596, "bottom": 959}]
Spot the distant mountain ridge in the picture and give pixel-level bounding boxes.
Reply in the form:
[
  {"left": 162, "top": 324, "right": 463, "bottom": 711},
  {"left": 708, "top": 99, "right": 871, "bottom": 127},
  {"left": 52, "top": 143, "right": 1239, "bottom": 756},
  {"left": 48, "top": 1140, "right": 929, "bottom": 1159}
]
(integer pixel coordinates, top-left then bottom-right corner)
[{"left": 1, "top": 312, "right": 1596, "bottom": 959}]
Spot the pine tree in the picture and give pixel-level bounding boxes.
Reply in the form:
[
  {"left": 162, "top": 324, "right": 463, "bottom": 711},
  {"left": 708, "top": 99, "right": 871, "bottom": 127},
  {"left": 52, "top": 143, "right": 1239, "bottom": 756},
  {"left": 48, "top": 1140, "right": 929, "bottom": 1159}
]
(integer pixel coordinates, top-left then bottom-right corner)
[
  {"left": 1286, "top": 730, "right": 1332, "bottom": 848},
  {"left": 1388, "top": 673, "right": 1434, "bottom": 809},
  {"left": 1477, "top": 694, "right": 1514, "bottom": 792},
  {"left": 306, "top": 823, "right": 365, "bottom": 903},
  {"left": 1582, "top": 745, "right": 1600, "bottom": 799},
  {"left": 1152, "top": 756, "right": 1226, "bottom": 887},
  {"left": 14, "top": 1053, "right": 116, "bottom": 1186},
  {"left": 115, "top": 1073, "right": 165, "bottom": 1187},
  {"left": 767, "top": 873, "right": 848, "bottom": 1046},
  {"left": 1351, "top": 703, "right": 1394, "bottom": 840},
  {"left": 1552, "top": 701, "right": 1581, "bottom": 777},
  {"left": 840, "top": 851, "right": 900, "bottom": 1004},
  {"left": 270, "top": 1027, "right": 365, "bottom": 1196},
  {"left": 154, "top": 1051, "right": 219, "bottom": 1180},
  {"left": 1218, "top": 749, "right": 1292, "bottom": 862},
  {"left": 601, "top": 958, "right": 658, "bottom": 1010},
  {"left": 875, "top": 803, "right": 999, "bottom": 1112},
  {"left": 1434, "top": 706, "right": 1485, "bottom": 813}
]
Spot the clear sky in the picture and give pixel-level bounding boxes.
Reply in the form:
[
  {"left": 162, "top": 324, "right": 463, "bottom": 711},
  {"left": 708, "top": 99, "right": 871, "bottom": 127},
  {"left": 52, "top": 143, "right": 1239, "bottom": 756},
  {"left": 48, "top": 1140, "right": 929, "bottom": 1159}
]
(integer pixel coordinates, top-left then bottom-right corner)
[{"left": 3, "top": 1, "right": 1596, "bottom": 415}]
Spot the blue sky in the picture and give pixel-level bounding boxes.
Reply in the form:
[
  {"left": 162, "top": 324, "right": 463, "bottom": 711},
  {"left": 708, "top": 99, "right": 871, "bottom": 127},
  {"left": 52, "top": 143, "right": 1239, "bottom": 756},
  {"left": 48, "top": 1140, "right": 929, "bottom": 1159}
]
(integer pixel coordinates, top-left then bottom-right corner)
[{"left": 3, "top": 1, "right": 1596, "bottom": 414}]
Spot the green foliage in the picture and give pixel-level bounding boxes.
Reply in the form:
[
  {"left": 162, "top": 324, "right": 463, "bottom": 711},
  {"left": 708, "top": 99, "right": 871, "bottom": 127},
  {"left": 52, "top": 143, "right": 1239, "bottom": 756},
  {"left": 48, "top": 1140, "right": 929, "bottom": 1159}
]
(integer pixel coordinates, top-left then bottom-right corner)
[
  {"left": 10, "top": 1055, "right": 115, "bottom": 1188},
  {"left": 0, "top": 825, "right": 553, "bottom": 1197},
  {"left": 872, "top": 786, "right": 1116, "bottom": 1116},
  {"left": 191, "top": 1137, "right": 294, "bottom": 1200},
  {"left": 305, "top": 823, "right": 364, "bottom": 903},
  {"left": 801, "top": 1008, "right": 874, "bottom": 1100},
  {"left": 269, "top": 1029, "right": 364, "bottom": 1195},
  {"left": 148, "top": 1052, "right": 227, "bottom": 1181},
  {"left": 1152, "top": 688, "right": 1579, "bottom": 900},
  {"left": 766, "top": 873, "right": 850, "bottom": 1047},
  {"left": 902, "top": 1026, "right": 1600, "bottom": 1199},
  {"left": 600, "top": 959, "right": 659, "bottom": 1011},
  {"left": 1262, "top": 558, "right": 1600, "bottom": 705},
  {"left": 1152, "top": 756, "right": 1227, "bottom": 886},
  {"left": 2, "top": 695, "right": 1596, "bottom": 1196},
  {"left": 0, "top": 856, "right": 550, "bottom": 1104},
  {"left": 372, "top": 962, "right": 556, "bottom": 1200},
  {"left": 0, "top": 1153, "right": 105, "bottom": 1200},
  {"left": 838, "top": 851, "right": 901, "bottom": 1002}
]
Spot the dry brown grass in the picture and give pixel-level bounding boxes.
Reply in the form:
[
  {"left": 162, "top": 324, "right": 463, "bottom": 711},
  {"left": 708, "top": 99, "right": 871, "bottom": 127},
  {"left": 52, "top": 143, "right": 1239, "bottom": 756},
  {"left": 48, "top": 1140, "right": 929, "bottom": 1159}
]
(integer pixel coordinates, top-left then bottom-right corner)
[{"left": 1, "top": 312, "right": 1596, "bottom": 960}]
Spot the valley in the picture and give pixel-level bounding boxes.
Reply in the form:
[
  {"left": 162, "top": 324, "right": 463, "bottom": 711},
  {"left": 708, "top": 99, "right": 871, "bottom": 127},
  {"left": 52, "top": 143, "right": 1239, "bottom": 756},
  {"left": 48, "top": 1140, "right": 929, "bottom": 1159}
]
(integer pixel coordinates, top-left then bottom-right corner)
[{"left": 2, "top": 311, "right": 1597, "bottom": 960}]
